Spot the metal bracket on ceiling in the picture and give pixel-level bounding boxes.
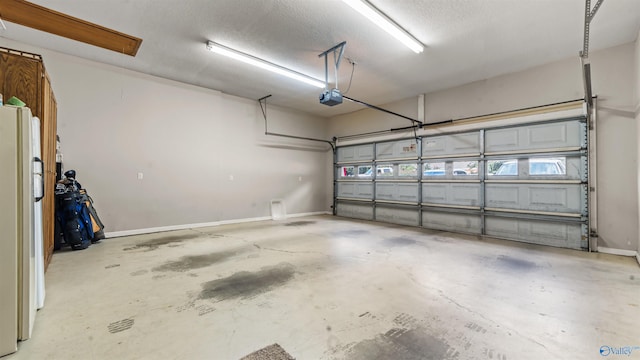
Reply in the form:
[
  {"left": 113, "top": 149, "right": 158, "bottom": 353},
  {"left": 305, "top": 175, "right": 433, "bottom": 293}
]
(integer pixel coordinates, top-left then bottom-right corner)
[
  {"left": 318, "top": 41, "right": 346, "bottom": 90},
  {"left": 258, "top": 94, "right": 272, "bottom": 124},
  {"left": 580, "top": 0, "right": 604, "bottom": 60}
]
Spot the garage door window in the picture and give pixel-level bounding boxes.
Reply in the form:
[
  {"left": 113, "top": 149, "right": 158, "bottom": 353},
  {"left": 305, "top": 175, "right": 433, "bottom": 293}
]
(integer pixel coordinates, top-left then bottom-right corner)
[
  {"left": 488, "top": 160, "right": 517, "bottom": 176},
  {"left": 376, "top": 164, "right": 394, "bottom": 177},
  {"left": 453, "top": 161, "right": 478, "bottom": 176},
  {"left": 399, "top": 163, "right": 418, "bottom": 177},
  {"left": 340, "top": 166, "right": 355, "bottom": 177},
  {"left": 423, "top": 162, "right": 445, "bottom": 176},
  {"left": 529, "top": 157, "right": 566, "bottom": 175},
  {"left": 358, "top": 165, "right": 373, "bottom": 177}
]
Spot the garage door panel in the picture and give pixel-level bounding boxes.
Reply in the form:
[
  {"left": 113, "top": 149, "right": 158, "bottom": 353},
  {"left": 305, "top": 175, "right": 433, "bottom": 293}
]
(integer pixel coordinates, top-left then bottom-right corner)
[
  {"left": 422, "top": 132, "right": 480, "bottom": 157},
  {"left": 376, "top": 183, "right": 419, "bottom": 203},
  {"left": 337, "top": 144, "right": 374, "bottom": 162},
  {"left": 422, "top": 211, "right": 482, "bottom": 234},
  {"left": 452, "top": 185, "right": 481, "bottom": 205},
  {"left": 376, "top": 140, "right": 419, "bottom": 160},
  {"left": 397, "top": 184, "right": 420, "bottom": 202},
  {"left": 336, "top": 202, "right": 374, "bottom": 220},
  {"left": 485, "top": 184, "right": 583, "bottom": 214},
  {"left": 422, "top": 183, "right": 446, "bottom": 203},
  {"left": 423, "top": 183, "right": 481, "bottom": 207},
  {"left": 337, "top": 182, "right": 374, "bottom": 199},
  {"left": 376, "top": 206, "right": 419, "bottom": 226},
  {"left": 334, "top": 113, "right": 589, "bottom": 251},
  {"left": 485, "top": 217, "right": 583, "bottom": 249},
  {"left": 529, "top": 187, "right": 567, "bottom": 207},
  {"left": 485, "top": 121, "right": 583, "bottom": 153}
]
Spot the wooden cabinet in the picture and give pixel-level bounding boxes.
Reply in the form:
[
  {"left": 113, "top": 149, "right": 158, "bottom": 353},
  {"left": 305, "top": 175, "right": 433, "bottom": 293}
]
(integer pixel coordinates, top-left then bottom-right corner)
[{"left": 0, "top": 47, "right": 57, "bottom": 270}]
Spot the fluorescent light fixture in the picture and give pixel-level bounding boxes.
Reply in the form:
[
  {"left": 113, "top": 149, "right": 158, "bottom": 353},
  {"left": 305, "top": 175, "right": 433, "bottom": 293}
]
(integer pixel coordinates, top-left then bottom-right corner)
[
  {"left": 206, "top": 41, "right": 325, "bottom": 88},
  {"left": 342, "top": 0, "right": 424, "bottom": 53}
]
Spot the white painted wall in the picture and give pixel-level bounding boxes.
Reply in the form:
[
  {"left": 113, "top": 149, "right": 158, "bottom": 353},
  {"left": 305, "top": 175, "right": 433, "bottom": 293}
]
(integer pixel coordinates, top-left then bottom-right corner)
[
  {"left": 0, "top": 39, "right": 332, "bottom": 232},
  {"left": 635, "top": 30, "right": 640, "bottom": 257},
  {"left": 590, "top": 44, "right": 637, "bottom": 252},
  {"left": 329, "top": 42, "right": 638, "bottom": 252}
]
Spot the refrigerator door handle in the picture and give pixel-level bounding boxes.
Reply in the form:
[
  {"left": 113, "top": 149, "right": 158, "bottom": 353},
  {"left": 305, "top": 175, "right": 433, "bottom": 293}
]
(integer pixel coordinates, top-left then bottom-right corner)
[{"left": 34, "top": 157, "right": 44, "bottom": 203}]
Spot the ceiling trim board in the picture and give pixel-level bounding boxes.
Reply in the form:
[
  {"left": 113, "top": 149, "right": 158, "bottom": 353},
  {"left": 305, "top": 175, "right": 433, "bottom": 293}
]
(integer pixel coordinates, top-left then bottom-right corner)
[{"left": 0, "top": 0, "right": 142, "bottom": 56}]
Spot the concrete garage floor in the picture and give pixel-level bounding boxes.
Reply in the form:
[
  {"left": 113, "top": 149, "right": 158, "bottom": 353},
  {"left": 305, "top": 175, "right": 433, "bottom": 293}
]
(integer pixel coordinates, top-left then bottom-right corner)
[{"left": 8, "top": 215, "right": 640, "bottom": 360}]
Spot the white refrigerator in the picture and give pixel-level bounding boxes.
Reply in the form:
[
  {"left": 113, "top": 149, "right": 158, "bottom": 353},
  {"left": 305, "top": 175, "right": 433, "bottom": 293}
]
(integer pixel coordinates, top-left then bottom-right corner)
[{"left": 0, "top": 105, "right": 45, "bottom": 356}]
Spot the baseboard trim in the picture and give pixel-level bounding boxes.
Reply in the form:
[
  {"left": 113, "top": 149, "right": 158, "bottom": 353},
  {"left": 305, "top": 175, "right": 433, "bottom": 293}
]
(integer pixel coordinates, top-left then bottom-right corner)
[
  {"left": 597, "top": 246, "right": 638, "bottom": 257},
  {"left": 105, "top": 211, "right": 331, "bottom": 238}
]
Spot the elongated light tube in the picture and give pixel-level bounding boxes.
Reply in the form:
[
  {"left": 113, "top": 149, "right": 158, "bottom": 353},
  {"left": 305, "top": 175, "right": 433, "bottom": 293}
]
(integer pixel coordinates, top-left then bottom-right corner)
[
  {"left": 342, "top": 0, "right": 424, "bottom": 53},
  {"left": 206, "top": 41, "right": 325, "bottom": 88}
]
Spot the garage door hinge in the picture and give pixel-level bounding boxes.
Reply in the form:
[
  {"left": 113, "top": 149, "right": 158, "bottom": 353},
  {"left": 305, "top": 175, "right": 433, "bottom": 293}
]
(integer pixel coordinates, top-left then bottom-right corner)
[
  {"left": 589, "top": 187, "right": 595, "bottom": 192},
  {"left": 590, "top": 230, "right": 598, "bottom": 237}
]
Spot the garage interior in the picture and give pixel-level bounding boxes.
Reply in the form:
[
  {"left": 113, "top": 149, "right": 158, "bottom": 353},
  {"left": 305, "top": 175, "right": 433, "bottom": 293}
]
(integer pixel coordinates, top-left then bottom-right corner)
[{"left": 1, "top": 0, "right": 639, "bottom": 359}]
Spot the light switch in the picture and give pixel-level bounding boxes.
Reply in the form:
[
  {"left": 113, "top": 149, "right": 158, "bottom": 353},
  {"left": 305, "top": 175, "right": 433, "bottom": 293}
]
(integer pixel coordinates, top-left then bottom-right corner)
[
  {"left": 229, "top": 175, "right": 234, "bottom": 181},
  {"left": 137, "top": 172, "right": 144, "bottom": 180}
]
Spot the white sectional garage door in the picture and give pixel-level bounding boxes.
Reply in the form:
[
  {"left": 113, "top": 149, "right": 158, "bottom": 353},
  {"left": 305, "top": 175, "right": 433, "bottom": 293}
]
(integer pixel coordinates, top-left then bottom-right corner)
[{"left": 335, "top": 117, "right": 589, "bottom": 250}]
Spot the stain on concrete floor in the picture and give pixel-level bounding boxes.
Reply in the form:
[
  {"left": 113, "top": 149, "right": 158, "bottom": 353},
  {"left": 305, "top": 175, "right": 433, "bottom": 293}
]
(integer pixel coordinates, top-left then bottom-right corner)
[
  {"left": 123, "top": 233, "right": 203, "bottom": 251},
  {"left": 332, "top": 312, "right": 459, "bottom": 360},
  {"left": 199, "top": 263, "right": 296, "bottom": 301},
  {"left": 130, "top": 269, "right": 148, "bottom": 276},
  {"left": 284, "top": 220, "right": 316, "bottom": 226},
  {"left": 332, "top": 229, "right": 370, "bottom": 237},
  {"left": 152, "top": 250, "right": 239, "bottom": 272},
  {"left": 344, "top": 327, "right": 455, "bottom": 360},
  {"left": 496, "top": 255, "right": 537, "bottom": 271},
  {"left": 383, "top": 236, "right": 418, "bottom": 247}
]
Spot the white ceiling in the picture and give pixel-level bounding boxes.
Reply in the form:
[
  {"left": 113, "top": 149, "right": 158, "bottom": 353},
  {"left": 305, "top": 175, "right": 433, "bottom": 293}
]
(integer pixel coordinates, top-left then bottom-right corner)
[{"left": 2, "top": 0, "right": 639, "bottom": 118}]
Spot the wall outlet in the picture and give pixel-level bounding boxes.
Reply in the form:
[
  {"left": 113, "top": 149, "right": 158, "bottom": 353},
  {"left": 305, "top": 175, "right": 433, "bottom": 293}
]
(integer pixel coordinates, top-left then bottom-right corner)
[
  {"left": 298, "top": 176, "right": 302, "bottom": 181},
  {"left": 137, "top": 172, "right": 144, "bottom": 180},
  {"left": 229, "top": 175, "right": 234, "bottom": 181}
]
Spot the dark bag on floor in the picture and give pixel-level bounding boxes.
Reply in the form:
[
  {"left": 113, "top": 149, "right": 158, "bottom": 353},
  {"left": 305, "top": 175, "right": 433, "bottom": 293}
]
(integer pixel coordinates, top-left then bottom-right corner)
[{"left": 56, "top": 186, "right": 92, "bottom": 250}]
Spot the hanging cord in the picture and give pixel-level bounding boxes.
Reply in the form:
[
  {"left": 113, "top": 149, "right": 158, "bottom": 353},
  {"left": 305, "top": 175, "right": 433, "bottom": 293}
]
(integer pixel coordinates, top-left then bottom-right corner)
[
  {"left": 334, "top": 50, "right": 339, "bottom": 90},
  {"left": 342, "top": 58, "right": 356, "bottom": 95},
  {"left": 258, "top": 94, "right": 336, "bottom": 152}
]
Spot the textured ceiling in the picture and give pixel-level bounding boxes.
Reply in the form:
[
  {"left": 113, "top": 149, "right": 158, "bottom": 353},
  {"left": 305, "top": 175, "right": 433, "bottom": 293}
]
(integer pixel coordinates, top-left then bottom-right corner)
[{"left": 1, "top": 0, "right": 639, "bottom": 118}]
